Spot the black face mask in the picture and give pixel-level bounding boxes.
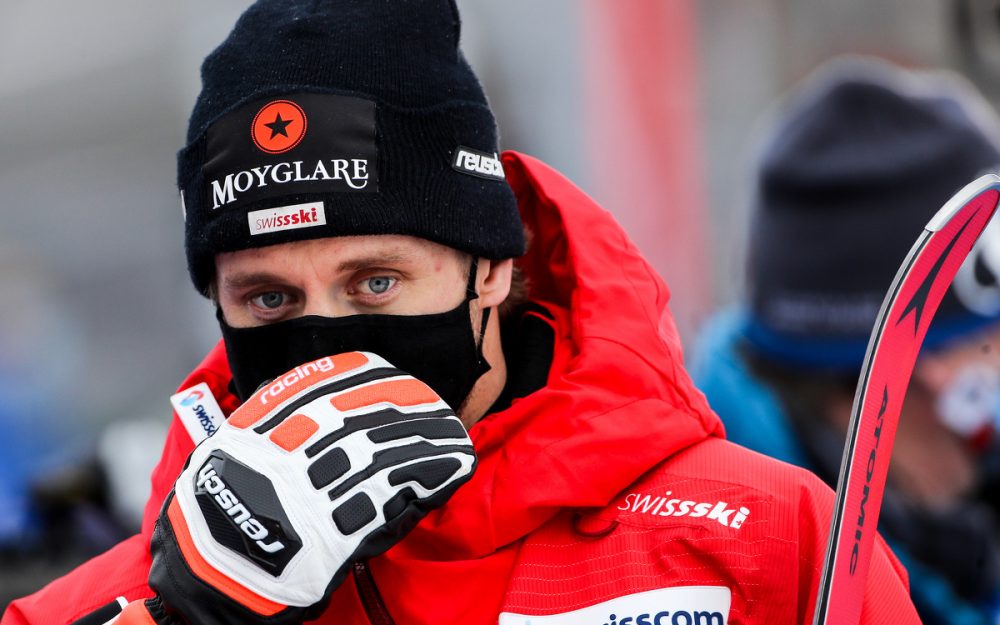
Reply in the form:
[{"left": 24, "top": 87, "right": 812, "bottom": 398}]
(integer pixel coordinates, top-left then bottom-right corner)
[{"left": 218, "top": 262, "right": 491, "bottom": 408}]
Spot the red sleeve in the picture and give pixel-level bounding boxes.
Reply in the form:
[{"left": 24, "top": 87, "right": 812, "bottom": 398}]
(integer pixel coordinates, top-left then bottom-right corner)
[
  {"left": 1, "top": 535, "right": 154, "bottom": 625},
  {"left": 860, "top": 534, "right": 920, "bottom": 624},
  {"left": 140, "top": 418, "right": 197, "bottom": 537},
  {"left": 795, "top": 471, "right": 920, "bottom": 625},
  {"left": 142, "top": 343, "right": 234, "bottom": 535}
]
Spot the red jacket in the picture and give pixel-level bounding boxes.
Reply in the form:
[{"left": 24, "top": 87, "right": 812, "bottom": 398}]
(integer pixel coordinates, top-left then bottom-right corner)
[{"left": 4, "top": 152, "right": 919, "bottom": 625}]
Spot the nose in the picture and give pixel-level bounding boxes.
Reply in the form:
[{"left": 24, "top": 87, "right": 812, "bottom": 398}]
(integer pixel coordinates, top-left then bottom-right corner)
[{"left": 299, "top": 290, "right": 354, "bottom": 319}]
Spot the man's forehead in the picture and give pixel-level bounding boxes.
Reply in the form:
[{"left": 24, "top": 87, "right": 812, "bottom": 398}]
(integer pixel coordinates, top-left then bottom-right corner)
[{"left": 215, "top": 235, "right": 465, "bottom": 279}]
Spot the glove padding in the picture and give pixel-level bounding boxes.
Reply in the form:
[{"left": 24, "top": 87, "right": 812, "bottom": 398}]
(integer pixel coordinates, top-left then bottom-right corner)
[{"left": 148, "top": 351, "right": 477, "bottom": 625}]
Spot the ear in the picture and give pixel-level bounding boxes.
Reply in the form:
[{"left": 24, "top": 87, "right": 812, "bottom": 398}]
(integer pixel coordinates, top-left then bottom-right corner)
[{"left": 476, "top": 258, "right": 513, "bottom": 308}]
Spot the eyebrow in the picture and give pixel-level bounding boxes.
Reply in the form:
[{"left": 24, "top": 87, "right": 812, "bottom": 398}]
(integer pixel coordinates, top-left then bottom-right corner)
[
  {"left": 221, "top": 271, "right": 289, "bottom": 291},
  {"left": 336, "top": 251, "right": 413, "bottom": 272}
]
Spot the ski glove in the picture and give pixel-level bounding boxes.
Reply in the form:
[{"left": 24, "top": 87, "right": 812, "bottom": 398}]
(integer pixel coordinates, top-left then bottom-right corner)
[{"left": 145, "top": 351, "right": 477, "bottom": 625}]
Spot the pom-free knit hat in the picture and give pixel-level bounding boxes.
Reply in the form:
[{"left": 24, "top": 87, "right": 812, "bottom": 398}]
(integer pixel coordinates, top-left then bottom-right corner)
[
  {"left": 745, "top": 57, "right": 1000, "bottom": 371},
  {"left": 178, "top": 0, "right": 525, "bottom": 295}
]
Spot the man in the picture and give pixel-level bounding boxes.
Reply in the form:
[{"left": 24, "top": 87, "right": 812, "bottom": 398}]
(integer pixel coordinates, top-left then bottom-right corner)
[
  {"left": 4, "top": 3, "right": 918, "bottom": 625},
  {"left": 691, "top": 57, "right": 1000, "bottom": 625}
]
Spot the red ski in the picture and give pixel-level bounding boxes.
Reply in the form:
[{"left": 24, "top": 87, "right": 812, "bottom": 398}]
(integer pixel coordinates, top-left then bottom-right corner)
[{"left": 814, "top": 174, "right": 1000, "bottom": 625}]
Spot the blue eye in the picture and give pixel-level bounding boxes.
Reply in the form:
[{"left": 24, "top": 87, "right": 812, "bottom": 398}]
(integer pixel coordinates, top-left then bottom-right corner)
[
  {"left": 366, "top": 277, "right": 395, "bottom": 294},
  {"left": 252, "top": 292, "right": 285, "bottom": 309}
]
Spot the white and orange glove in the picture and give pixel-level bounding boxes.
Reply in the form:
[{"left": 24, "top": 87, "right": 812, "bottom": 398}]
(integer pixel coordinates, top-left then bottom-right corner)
[{"left": 84, "top": 352, "right": 476, "bottom": 625}]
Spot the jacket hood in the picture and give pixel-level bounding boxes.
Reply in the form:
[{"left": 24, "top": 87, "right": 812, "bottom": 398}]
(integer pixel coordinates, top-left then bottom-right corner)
[{"left": 400, "top": 151, "right": 723, "bottom": 558}]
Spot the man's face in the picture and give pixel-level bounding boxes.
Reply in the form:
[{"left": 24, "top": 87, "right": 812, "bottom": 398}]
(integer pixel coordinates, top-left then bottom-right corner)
[
  {"left": 215, "top": 235, "right": 470, "bottom": 328},
  {"left": 917, "top": 325, "right": 1000, "bottom": 391},
  {"left": 913, "top": 324, "right": 1000, "bottom": 441}
]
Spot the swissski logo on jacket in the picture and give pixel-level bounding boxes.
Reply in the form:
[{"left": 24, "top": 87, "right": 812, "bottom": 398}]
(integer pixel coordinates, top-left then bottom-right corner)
[{"left": 618, "top": 491, "right": 751, "bottom": 530}]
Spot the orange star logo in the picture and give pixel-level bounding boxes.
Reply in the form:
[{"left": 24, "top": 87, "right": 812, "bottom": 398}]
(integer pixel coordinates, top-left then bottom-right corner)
[{"left": 251, "top": 100, "right": 308, "bottom": 154}]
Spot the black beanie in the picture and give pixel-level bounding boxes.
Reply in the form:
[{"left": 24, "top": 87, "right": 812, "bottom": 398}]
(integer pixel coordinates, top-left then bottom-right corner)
[
  {"left": 178, "top": 0, "right": 525, "bottom": 295},
  {"left": 744, "top": 58, "right": 1000, "bottom": 371}
]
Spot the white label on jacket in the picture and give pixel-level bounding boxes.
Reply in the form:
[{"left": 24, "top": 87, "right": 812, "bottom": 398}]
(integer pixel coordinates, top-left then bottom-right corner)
[
  {"left": 170, "top": 383, "right": 225, "bottom": 444},
  {"left": 617, "top": 491, "right": 751, "bottom": 529},
  {"left": 498, "top": 586, "right": 731, "bottom": 625}
]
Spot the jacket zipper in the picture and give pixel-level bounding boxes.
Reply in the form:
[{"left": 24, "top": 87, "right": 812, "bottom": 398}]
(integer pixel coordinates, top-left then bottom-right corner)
[{"left": 354, "top": 561, "right": 397, "bottom": 625}]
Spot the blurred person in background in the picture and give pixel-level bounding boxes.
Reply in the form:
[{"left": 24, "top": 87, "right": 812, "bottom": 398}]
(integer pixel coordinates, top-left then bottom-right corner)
[
  {"left": 3, "top": 2, "right": 920, "bottom": 625},
  {"left": 691, "top": 57, "right": 1000, "bottom": 625},
  {"left": 0, "top": 249, "right": 128, "bottom": 610}
]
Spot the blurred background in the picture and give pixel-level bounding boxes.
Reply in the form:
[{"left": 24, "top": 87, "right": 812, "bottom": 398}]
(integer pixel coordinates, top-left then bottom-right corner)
[{"left": 1, "top": 0, "right": 999, "bottom": 609}]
